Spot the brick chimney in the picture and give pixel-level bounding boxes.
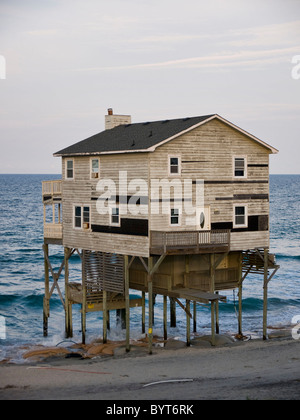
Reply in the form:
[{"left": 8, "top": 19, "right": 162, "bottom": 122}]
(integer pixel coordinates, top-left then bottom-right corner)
[{"left": 105, "top": 108, "right": 131, "bottom": 130}]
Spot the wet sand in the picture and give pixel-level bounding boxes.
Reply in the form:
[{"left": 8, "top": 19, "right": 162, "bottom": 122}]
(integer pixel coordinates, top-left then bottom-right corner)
[{"left": 0, "top": 336, "right": 299, "bottom": 400}]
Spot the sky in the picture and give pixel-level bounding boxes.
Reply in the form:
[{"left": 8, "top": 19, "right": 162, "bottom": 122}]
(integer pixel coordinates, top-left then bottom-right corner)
[{"left": 0, "top": 0, "right": 299, "bottom": 174}]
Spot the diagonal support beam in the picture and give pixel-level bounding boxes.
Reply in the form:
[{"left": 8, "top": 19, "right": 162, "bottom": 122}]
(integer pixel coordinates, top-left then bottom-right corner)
[
  {"left": 174, "top": 298, "right": 192, "bottom": 319},
  {"left": 139, "top": 254, "right": 166, "bottom": 277},
  {"left": 138, "top": 256, "right": 148, "bottom": 273},
  {"left": 43, "top": 246, "right": 65, "bottom": 309},
  {"left": 128, "top": 256, "right": 135, "bottom": 269},
  {"left": 264, "top": 265, "right": 280, "bottom": 287},
  {"left": 150, "top": 254, "right": 166, "bottom": 277},
  {"left": 213, "top": 252, "right": 229, "bottom": 270}
]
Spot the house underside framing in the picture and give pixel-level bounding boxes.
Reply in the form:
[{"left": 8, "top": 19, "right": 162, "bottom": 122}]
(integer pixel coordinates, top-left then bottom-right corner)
[{"left": 43, "top": 237, "right": 279, "bottom": 353}]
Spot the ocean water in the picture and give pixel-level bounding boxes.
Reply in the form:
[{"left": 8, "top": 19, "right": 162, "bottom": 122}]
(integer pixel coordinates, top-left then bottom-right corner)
[{"left": 0, "top": 174, "right": 299, "bottom": 361}]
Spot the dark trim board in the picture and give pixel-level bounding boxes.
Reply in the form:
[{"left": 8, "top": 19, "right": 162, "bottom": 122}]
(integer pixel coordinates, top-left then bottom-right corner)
[
  {"left": 193, "top": 180, "right": 269, "bottom": 185},
  {"left": 212, "top": 215, "right": 269, "bottom": 232},
  {"left": 91, "top": 195, "right": 148, "bottom": 205},
  {"left": 247, "top": 164, "right": 269, "bottom": 168},
  {"left": 92, "top": 218, "right": 149, "bottom": 237},
  {"left": 215, "top": 194, "right": 269, "bottom": 201}
]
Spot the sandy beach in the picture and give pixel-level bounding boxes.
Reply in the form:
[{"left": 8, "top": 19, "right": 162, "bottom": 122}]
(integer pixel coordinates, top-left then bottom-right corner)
[{"left": 0, "top": 335, "right": 299, "bottom": 401}]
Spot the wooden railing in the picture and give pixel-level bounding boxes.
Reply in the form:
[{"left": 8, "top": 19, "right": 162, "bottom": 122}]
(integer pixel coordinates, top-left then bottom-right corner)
[
  {"left": 150, "top": 230, "right": 230, "bottom": 254},
  {"left": 42, "top": 180, "right": 62, "bottom": 240},
  {"left": 44, "top": 223, "right": 62, "bottom": 239},
  {"left": 42, "top": 180, "right": 62, "bottom": 196}
]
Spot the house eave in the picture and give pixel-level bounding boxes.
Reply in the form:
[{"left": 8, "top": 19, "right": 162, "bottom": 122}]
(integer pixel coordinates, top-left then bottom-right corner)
[{"left": 53, "top": 149, "right": 153, "bottom": 158}]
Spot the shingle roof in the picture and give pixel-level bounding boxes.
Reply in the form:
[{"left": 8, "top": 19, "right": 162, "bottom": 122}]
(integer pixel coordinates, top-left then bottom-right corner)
[{"left": 54, "top": 114, "right": 215, "bottom": 156}]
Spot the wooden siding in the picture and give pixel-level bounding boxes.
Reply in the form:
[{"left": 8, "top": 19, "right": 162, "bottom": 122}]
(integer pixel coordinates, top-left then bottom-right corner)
[
  {"left": 230, "top": 231, "right": 270, "bottom": 251},
  {"left": 62, "top": 153, "right": 150, "bottom": 257},
  {"left": 60, "top": 118, "right": 271, "bottom": 254},
  {"left": 149, "top": 118, "right": 270, "bottom": 250}
]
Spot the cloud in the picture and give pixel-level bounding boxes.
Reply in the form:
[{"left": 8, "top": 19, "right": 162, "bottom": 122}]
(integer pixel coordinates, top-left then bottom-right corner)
[
  {"left": 226, "top": 20, "right": 300, "bottom": 48},
  {"left": 25, "top": 29, "right": 59, "bottom": 36},
  {"left": 73, "top": 46, "right": 298, "bottom": 72}
]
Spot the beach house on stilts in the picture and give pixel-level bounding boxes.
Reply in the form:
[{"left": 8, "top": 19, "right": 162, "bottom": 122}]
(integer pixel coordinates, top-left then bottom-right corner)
[{"left": 42, "top": 108, "right": 279, "bottom": 352}]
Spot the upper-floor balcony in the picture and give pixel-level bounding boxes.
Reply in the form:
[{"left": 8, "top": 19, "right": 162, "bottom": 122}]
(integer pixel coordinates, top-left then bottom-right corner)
[
  {"left": 42, "top": 180, "right": 62, "bottom": 242},
  {"left": 150, "top": 229, "right": 231, "bottom": 255},
  {"left": 42, "top": 180, "right": 62, "bottom": 203}
]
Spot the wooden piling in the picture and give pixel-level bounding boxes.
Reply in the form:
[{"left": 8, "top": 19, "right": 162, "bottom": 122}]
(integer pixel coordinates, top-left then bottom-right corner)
[
  {"left": 170, "top": 297, "right": 176, "bottom": 327},
  {"left": 64, "top": 247, "right": 72, "bottom": 338},
  {"left": 210, "top": 254, "right": 216, "bottom": 346},
  {"left": 81, "top": 251, "right": 86, "bottom": 344},
  {"left": 163, "top": 295, "right": 167, "bottom": 342},
  {"left": 116, "top": 309, "right": 126, "bottom": 329},
  {"left": 142, "top": 292, "right": 146, "bottom": 334},
  {"left": 103, "top": 290, "right": 107, "bottom": 344},
  {"left": 148, "top": 257, "right": 153, "bottom": 355},
  {"left": 263, "top": 248, "right": 269, "bottom": 340},
  {"left": 193, "top": 301, "right": 197, "bottom": 333},
  {"left": 186, "top": 300, "right": 191, "bottom": 346},
  {"left": 43, "top": 243, "right": 49, "bottom": 337},
  {"left": 215, "top": 292, "right": 219, "bottom": 335},
  {"left": 124, "top": 255, "right": 130, "bottom": 352},
  {"left": 238, "top": 253, "right": 243, "bottom": 336}
]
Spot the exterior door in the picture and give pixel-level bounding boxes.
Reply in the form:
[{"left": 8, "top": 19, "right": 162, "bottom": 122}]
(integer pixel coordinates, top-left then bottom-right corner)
[{"left": 197, "top": 206, "right": 211, "bottom": 230}]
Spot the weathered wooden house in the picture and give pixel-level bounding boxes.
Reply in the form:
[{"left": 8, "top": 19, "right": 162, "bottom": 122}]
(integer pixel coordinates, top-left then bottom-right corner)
[{"left": 42, "top": 108, "right": 279, "bottom": 351}]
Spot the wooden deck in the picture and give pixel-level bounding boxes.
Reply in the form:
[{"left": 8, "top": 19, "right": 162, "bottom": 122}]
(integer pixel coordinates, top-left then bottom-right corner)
[
  {"left": 42, "top": 180, "right": 63, "bottom": 242},
  {"left": 161, "top": 287, "right": 226, "bottom": 304},
  {"left": 67, "top": 283, "right": 142, "bottom": 312},
  {"left": 150, "top": 229, "right": 230, "bottom": 255},
  {"left": 42, "top": 180, "right": 62, "bottom": 202}
]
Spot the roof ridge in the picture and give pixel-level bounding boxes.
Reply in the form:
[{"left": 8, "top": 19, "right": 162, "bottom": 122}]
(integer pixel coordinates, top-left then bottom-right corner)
[
  {"left": 133, "top": 114, "right": 215, "bottom": 126},
  {"left": 53, "top": 113, "right": 278, "bottom": 157}
]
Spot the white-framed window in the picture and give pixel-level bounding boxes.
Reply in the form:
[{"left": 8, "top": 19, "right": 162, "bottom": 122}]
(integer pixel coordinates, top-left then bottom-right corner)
[
  {"left": 110, "top": 206, "right": 120, "bottom": 226},
  {"left": 74, "top": 205, "right": 90, "bottom": 230},
  {"left": 233, "top": 156, "right": 247, "bottom": 178},
  {"left": 233, "top": 204, "right": 248, "bottom": 228},
  {"left": 170, "top": 208, "right": 180, "bottom": 226},
  {"left": 66, "top": 159, "right": 74, "bottom": 179},
  {"left": 90, "top": 158, "right": 100, "bottom": 179},
  {"left": 168, "top": 156, "right": 181, "bottom": 176}
]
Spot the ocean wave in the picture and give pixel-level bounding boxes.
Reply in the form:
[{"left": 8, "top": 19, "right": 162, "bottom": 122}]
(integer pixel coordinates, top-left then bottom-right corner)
[
  {"left": 275, "top": 253, "right": 300, "bottom": 260},
  {"left": 219, "top": 296, "right": 300, "bottom": 312},
  {"left": 0, "top": 293, "right": 62, "bottom": 309}
]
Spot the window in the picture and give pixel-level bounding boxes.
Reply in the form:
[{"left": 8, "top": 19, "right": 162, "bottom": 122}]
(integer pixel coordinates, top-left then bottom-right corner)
[
  {"left": 111, "top": 207, "right": 120, "bottom": 226},
  {"left": 74, "top": 205, "right": 90, "bottom": 229},
  {"left": 66, "top": 159, "right": 74, "bottom": 179},
  {"left": 169, "top": 156, "right": 181, "bottom": 175},
  {"left": 91, "top": 158, "right": 100, "bottom": 179},
  {"left": 234, "top": 205, "right": 248, "bottom": 228},
  {"left": 170, "top": 208, "right": 180, "bottom": 226},
  {"left": 234, "top": 157, "right": 246, "bottom": 178},
  {"left": 74, "top": 206, "right": 82, "bottom": 228},
  {"left": 83, "top": 206, "right": 90, "bottom": 229}
]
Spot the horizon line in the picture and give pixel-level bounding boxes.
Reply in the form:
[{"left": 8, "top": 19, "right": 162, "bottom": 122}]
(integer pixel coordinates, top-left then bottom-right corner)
[{"left": 0, "top": 173, "right": 299, "bottom": 176}]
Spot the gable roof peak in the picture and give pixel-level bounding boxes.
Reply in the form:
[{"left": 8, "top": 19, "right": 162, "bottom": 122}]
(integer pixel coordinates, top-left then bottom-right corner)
[{"left": 54, "top": 113, "right": 278, "bottom": 157}]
